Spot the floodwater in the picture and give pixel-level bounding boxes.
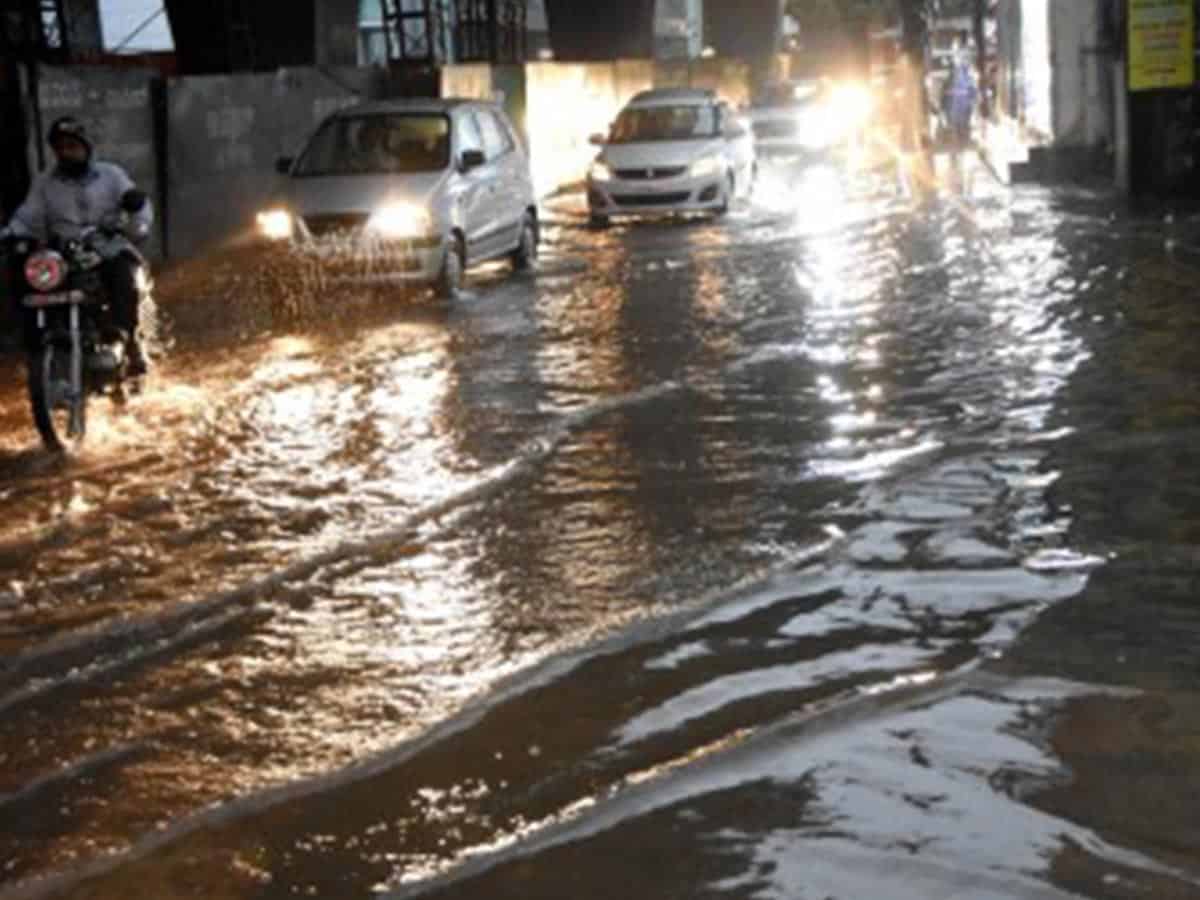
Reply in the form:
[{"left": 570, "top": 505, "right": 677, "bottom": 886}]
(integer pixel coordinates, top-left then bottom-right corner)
[{"left": 1, "top": 158, "right": 1199, "bottom": 899}]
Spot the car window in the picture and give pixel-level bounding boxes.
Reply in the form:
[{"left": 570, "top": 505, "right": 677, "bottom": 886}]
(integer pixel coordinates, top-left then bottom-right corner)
[
  {"left": 609, "top": 105, "right": 719, "bottom": 143},
  {"left": 457, "top": 110, "right": 485, "bottom": 157},
  {"left": 475, "top": 110, "right": 515, "bottom": 161},
  {"left": 295, "top": 113, "right": 451, "bottom": 176}
]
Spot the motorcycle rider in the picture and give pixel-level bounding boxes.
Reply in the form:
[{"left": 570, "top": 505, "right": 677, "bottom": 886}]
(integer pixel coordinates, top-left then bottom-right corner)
[{"left": 1, "top": 116, "right": 154, "bottom": 375}]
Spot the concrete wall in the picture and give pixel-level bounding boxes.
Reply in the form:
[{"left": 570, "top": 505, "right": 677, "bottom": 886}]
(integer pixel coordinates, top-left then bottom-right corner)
[
  {"left": 165, "top": 67, "right": 374, "bottom": 258},
  {"left": 1113, "top": 60, "right": 1130, "bottom": 191},
  {"left": 64, "top": 0, "right": 104, "bottom": 54},
  {"left": 442, "top": 64, "right": 496, "bottom": 102},
  {"left": 1021, "top": 0, "right": 1053, "bottom": 139},
  {"left": 315, "top": 0, "right": 361, "bottom": 66},
  {"left": 523, "top": 60, "right": 656, "bottom": 195},
  {"left": 1010, "top": 0, "right": 1112, "bottom": 148},
  {"left": 995, "top": 0, "right": 1023, "bottom": 120},
  {"left": 656, "top": 0, "right": 704, "bottom": 59},
  {"left": 440, "top": 63, "right": 529, "bottom": 149},
  {"left": 1049, "top": 0, "right": 1111, "bottom": 148},
  {"left": 706, "top": 0, "right": 782, "bottom": 66},
  {"left": 674, "top": 57, "right": 751, "bottom": 106},
  {"left": 544, "top": 0, "right": 657, "bottom": 60}
]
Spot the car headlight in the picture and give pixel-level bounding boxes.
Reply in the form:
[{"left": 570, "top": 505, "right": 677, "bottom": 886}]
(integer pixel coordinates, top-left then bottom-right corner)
[
  {"left": 797, "top": 110, "right": 835, "bottom": 148},
  {"left": 256, "top": 209, "right": 293, "bottom": 241},
  {"left": 366, "top": 203, "right": 432, "bottom": 239},
  {"left": 829, "top": 84, "right": 873, "bottom": 129},
  {"left": 689, "top": 156, "right": 723, "bottom": 178},
  {"left": 589, "top": 160, "right": 614, "bottom": 182}
]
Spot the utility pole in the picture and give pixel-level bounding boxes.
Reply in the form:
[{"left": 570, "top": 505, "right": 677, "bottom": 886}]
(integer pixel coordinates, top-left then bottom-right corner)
[{"left": 972, "top": 0, "right": 988, "bottom": 118}]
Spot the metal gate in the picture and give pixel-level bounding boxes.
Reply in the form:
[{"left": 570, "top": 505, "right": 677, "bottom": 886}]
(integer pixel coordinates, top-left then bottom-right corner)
[{"left": 378, "top": 0, "right": 527, "bottom": 64}]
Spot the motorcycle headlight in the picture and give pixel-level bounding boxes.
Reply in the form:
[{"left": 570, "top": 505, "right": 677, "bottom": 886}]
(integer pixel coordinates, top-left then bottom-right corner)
[
  {"left": 256, "top": 208, "right": 293, "bottom": 241},
  {"left": 366, "top": 204, "right": 432, "bottom": 239},
  {"left": 24, "top": 250, "right": 67, "bottom": 293},
  {"left": 589, "top": 160, "right": 614, "bottom": 182},
  {"left": 689, "top": 156, "right": 723, "bottom": 178}
]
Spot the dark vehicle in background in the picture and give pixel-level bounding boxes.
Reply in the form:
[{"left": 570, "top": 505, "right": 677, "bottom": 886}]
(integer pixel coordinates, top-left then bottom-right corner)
[{"left": 748, "top": 78, "right": 874, "bottom": 177}]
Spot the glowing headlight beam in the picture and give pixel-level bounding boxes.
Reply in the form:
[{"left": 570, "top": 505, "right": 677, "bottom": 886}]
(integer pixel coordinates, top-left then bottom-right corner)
[
  {"left": 256, "top": 209, "right": 293, "bottom": 241},
  {"left": 829, "top": 84, "right": 874, "bottom": 128},
  {"left": 689, "top": 156, "right": 723, "bottom": 178},
  {"left": 589, "top": 161, "right": 614, "bottom": 182},
  {"left": 366, "top": 204, "right": 432, "bottom": 239}
]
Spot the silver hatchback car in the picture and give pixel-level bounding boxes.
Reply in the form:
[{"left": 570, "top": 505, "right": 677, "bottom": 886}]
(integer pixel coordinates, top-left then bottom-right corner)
[{"left": 258, "top": 98, "right": 539, "bottom": 297}]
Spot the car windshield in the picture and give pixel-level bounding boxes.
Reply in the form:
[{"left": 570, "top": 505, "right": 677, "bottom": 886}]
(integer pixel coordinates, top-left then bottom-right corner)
[
  {"left": 609, "top": 105, "right": 718, "bottom": 143},
  {"left": 294, "top": 113, "right": 451, "bottom": 176}
]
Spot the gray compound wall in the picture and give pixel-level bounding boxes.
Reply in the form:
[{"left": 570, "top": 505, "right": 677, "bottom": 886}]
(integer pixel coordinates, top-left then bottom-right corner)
[{"left": 164, "top": 66, "right": 379, "bottom": 259}]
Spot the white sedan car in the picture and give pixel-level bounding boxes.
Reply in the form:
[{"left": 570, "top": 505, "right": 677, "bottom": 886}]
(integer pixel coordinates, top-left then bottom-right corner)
[
  {"left": 257, "top": 98, "right": 538, "bottom": 298},
  {"left": 586, "top": 88, "right": 756, "bottom": 227}
]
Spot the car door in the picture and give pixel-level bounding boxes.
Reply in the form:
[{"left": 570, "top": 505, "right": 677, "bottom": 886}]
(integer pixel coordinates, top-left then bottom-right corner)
[
  {"left": 494, "top": 108, "right": 534, "bottom": 229},
  {"left": 719, "top": 102, "right": 755, "bottom": 194},
  {"left": 452, "top": 108, "right": 494, "bottom": 264},
  {"left": 474, "top": 107, "right": 524, "bottom": 258}
]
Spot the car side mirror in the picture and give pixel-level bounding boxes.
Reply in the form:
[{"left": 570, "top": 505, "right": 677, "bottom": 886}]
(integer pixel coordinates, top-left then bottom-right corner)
[
  {"left": 119, "top": 188, "right": 147, "bottom": 214},
  {"left": 588, "top": 133, "right": 607, "bottom": 147},
  {"left": 275, "top": 156, "right": 294, "bottom": 175},
  {"left": 460, "top": 149, "right": 486, "bottom": 172}
]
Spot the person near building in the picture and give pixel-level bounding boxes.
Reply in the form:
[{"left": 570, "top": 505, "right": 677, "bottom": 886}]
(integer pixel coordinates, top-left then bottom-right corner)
[
  {"left": 1, "top": 116, "right": 153, "bottom": 374},
  {"left": 941, "top": 51, "right": 979, "bottom": 153}
]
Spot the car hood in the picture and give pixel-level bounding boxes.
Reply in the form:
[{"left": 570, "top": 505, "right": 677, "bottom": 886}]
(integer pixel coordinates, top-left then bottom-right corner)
[
  {"left": 599, "top": 139, "right": 724, "bottom": 169},
  {"left": 286, "top": 171, "right": 451, "bottom": 216},
  {"left": 750, "top": 103, "right": 804, "bottom": 122}
]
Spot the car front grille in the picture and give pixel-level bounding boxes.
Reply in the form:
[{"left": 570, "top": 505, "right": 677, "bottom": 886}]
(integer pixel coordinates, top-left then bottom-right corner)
[
  {"left": 614, "top": 166, "right": 688, "bottom": 181},
  {"left": 303, "top": 213, "right": 369, "bottom": 237},
  {"left": 613, "top": 192, "right": 692, "bottom": 207}
]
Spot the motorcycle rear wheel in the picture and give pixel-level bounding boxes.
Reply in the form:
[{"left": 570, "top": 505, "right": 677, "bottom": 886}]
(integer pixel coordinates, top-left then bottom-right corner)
[{"left": 28, "top": 343, "right": 86, "bottom": 452}]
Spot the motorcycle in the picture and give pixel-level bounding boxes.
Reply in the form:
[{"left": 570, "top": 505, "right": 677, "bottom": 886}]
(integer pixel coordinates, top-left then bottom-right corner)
[{"left": 5, "top": 190, "right": 151, "bottom": 451}]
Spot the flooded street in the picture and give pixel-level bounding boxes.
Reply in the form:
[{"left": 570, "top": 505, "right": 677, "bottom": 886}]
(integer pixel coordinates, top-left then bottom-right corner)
[{"left": 2, "top": 164, "right": 1199, "bottom": 899}]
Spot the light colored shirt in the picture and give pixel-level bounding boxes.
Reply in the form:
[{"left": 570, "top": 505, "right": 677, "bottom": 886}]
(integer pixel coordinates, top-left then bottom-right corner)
[{"left": 6, "top": 161, "right": 153, "bottom": 242}]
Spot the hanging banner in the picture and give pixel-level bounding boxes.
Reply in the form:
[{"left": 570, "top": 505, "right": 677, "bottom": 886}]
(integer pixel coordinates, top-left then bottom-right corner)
[{"left": 1129, "top": 0, "right": 1195, "bottom": 91}]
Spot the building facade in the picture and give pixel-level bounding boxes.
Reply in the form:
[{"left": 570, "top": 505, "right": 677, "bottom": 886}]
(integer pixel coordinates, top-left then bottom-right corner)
[
  {"left": 358, "top": 0, "right": 705, "bottom": 65},
  {"left": 994, "top": 0, "right": 1200, "bottom": 196}
]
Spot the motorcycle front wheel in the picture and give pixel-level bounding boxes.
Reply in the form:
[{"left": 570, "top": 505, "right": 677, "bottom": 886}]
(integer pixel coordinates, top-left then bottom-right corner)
[{"left": 28, "top": 342, "right": 86, "bottom": 452}]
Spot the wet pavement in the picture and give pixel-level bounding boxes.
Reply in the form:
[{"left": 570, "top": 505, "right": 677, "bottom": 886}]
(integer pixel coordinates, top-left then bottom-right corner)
[{"left": 1, "top": 158, "right": 1199, "bottom": 898}]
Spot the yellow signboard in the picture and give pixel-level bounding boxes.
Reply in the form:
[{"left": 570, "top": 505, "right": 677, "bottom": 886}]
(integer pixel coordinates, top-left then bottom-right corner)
[{"left": 1129, "top": 0, "right": 1195, "bottom": 91}]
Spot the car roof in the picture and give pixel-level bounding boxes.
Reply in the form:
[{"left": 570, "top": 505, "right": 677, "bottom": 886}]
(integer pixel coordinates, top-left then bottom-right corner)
[
  {"left": 627, "top": 87, "right": 718, "bottom": 108},
  {"left": 330, "top": 97, "right": 496, "bottom": 118}
]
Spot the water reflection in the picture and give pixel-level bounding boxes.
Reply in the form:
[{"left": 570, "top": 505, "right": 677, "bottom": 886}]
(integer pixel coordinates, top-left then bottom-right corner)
[{"left": 3, "top": 184, "right": 1192, "bottom": 899}]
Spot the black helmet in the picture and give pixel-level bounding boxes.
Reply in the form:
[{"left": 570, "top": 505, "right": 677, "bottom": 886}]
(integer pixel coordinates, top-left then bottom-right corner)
[{"left": 47, "top": 116, "right": 93, "bottom": 155}]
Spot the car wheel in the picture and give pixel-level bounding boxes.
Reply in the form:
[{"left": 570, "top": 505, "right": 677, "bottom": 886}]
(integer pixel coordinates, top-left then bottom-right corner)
[
  {"left": 511, "top": 213, "right": 538, "bottom": 271},
  {"left": 435, "top": 234, "right": 465, "bottom": 300},
  {"left": 716, "top": 173, "right": 735, "bottom": 217}
]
